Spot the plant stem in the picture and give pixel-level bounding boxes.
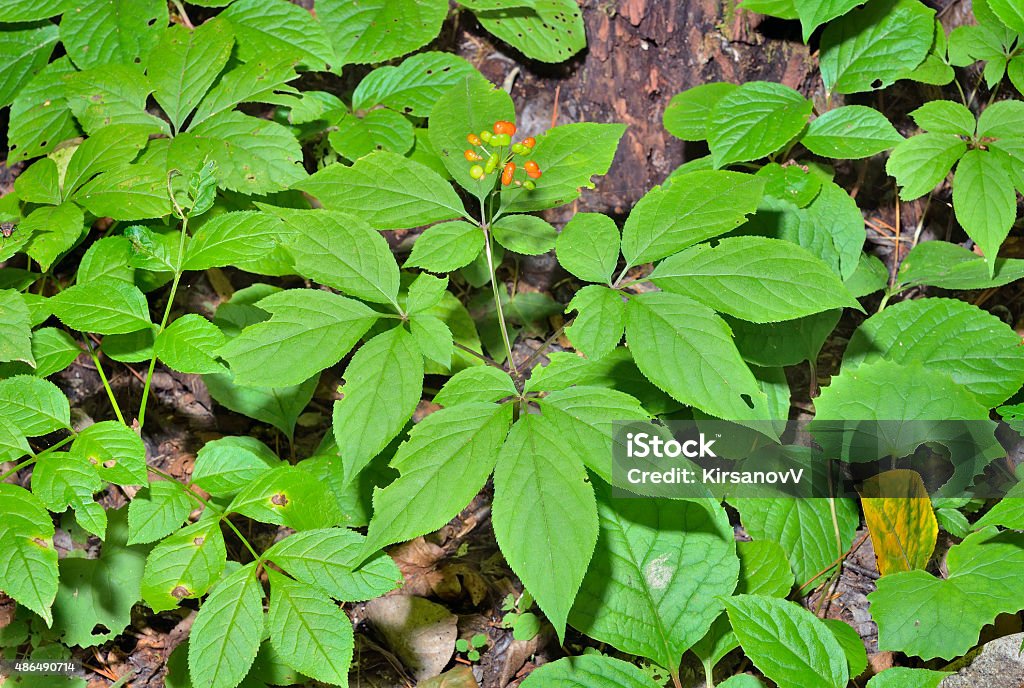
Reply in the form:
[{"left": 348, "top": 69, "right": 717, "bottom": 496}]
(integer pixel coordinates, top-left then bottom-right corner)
[
  {"left": 483, "top": 228, "right": 517, "bottom": 377},
  {"left": 85, "top": 337, "right": 125, "bottom": 425},
  {"left": 138, "top": 206, "right": 191, "bottom": 429}
]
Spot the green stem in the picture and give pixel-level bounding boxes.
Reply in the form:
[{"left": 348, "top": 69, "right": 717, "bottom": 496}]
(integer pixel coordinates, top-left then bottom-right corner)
[
  {"left": 138, "top": 198, "right": 191, "bottom": 429},
  {"left": 85, "top": 337, "right": 126, "bottom": 425}
]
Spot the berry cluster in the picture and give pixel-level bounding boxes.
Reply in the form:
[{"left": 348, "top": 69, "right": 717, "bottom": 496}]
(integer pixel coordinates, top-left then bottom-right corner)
[{"left": 465, "top": 120, "right": 542, "bottom": 190}]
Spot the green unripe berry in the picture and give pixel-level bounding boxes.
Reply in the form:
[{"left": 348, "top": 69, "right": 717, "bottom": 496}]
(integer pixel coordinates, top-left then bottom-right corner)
[
  {"left": 485, "top": 153, "right": 500, "bottom": 174},
  {"left": 479, "top": 130, "right": 492, "bottom": 143},
  {"left": 512, "top": 143, "right": 528, "bottom": 155},
  {"left": 469, "top": 164, "right": 485, "bottom": 180},
  {"left": 523, "top": 180, "right": 536, "bottom": 190}
]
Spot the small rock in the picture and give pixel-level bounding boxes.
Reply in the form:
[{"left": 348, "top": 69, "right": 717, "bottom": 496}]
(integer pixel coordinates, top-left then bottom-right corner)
[{"left": 941, "top": 633, "right": 1024, "bottom": 688}]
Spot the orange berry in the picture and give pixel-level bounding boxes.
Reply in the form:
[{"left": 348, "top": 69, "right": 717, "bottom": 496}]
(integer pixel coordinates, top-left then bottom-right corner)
[
  {"left": 464, "top": 149, "right": 482, "bottom": 161},
  {"left": 494, "top": 120, "right": 517, "bottom": 136},
  {"left": 522, "top": 137, "right": 536, "bottom": 148},
  {"left": 467, "top": 133, "right": 482, "bottom": 146},
  {"left": 524, "top": 160, "right": 539, "bottom": 174},
  {"left": 502, "top": 162, "right": 516, "bottom": 185}
]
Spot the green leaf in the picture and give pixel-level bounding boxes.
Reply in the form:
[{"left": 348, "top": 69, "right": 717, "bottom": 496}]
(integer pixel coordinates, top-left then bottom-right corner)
[
  {"left": 264, "top": 529, "right": 401, "bottom": 602},
  {"left": 353, "top": 52, "right": 476, "bottom": 117},
  {"left": 183, "top": 211, "right": 288, "bottom": 273},
  {"left": 794, "top": 0, "right": 864, "bottom": 39},
  {"left": 14, "top": 158, "right": 61, "bottom": 205},
  {"left": 0, "top": 22, "right": 59, "bottom": 110},
  {"left": 156, "top": 315, "right": 228, "bottom": 375},
  {"left": 330, "top": 110, "right": 414, "bottom": 161},
  {"left": 21, "top": 203, "right": 86, "bottom": 271},
  {"left": 433, "top": 366, "right": 518, "bottom": 406},
  {"left": 898, "top": 240, "right": 1024, "bottom": 290},
  {"left": 76, "top": 163, "right": 172, "bottom": 220},
  {"left": 866, "top": 668, "right": 948, "bottom": 688},
  {"left": 953, "top": 149, "right": 1017, "bottom": 274},
  {"left": 128, "top": 480, "right": 193, "bottom": 545},
  {"left": 728, "top": 310, "right": 841, "bottom": 367},
  {"left": 60, "top": 0, "right": 167, "bottom": 69},
  {"left": 8, "top": 57, "right": 78, "bottom": 163},
  {"left": 0, "top": 289, "right": 33, "bottom": 365},
  {"left": 363, "top": 403, "right": 511, "bottom": 554},
  {"left": 141, "top": 519, "right": 227, "bottom": 613},
  {"left": 708, "top": 82, "right": 812, "bottom": 167},
  {"left": 506, "top": 122, "right": 627, "bottom": 213},
  {"left": 219, "top": 0, "right": 334, "bottom": 71},
  {"left": 260, "top": 205, "right": 400, "bottom": 306},
  {"left": 518, "top": 655, "right": 660, "bottom": 688},
  {"left": 663, "top": 83, "right": 738, "bottom": 141},
  {"left": 467, "top": 0, "right": 586, "bottom": 63},
  {"left": 844, "top": 297, "right": 1024, "bottom": 406},
  {"left": 319, "top": 0, "right": 448, "bottom": 66},
  {"left": 429, "top": 73, "right": 515, "bottom": 199},
  {"left": 50, "top": 278, "right": 152, "bottom": 335},
  {"left": 204, "top": 373, "right": 317, "bottom": 441},
  {"left": 0, "top": 0, "right": 69, "bottom": 22},
  {"left": 493, "top": 414, "right": 597, "bottom": 643},
  {"left": 63, "top": 65, "right": 167, "bottom": 136},
  {"left": 621, "top": 171, "right": 764, "bottom": 265},
  {"left": 741, "top": 0, "right": 797, "bottom": 18},
  {"left": 570, "top": 486, "right": 738, "bottom": 671},
  {"left": 221, "top": 289, "right": 377, "bottom": 387},
  {"left": 179, "top": 111, "right": 307, "bottom": 195},
  {"left": 0, "top": 327, "right": 80, "bottom": 379},
  {"left": 227, "top": 464, "right": 344, "bottom": 530},
  {"left": 492, "top": 214, "right": 557, "bottom": 255},
  {"left": 191, "top": 436, "right": 281, "bottom": 498},
  {"left": 189, "top": 563, "right": 263, "bottom": 688},
  {"left": 72, "top": 420, "right": 148, "bottom": 486},
  {"left": 732, "top": 499, "right": 859, "bottom": 585},
  {"left": 802, "top": 105, "right": 903, "bottom": 158},
  {"left": 820, "top": 0, "right": 935, "bottom": 94},
  {"left": 989, "top": 0, "right": 1024, "bottom": 34},
  {"left": 296, "top": 151, "right": 466, "bottom": 230},
  {"left": 333, "top": 327, "right": 423, "bottom": 482},
  {"left": 556, "top": 213, "right": 620, "bottom": 284},
  {"left": 869, "top": 528, "right": 1024, "bottom": 659},
  {"left": 406, "top": 273, "right": 448, "bottom": 313},
  {"left": 650, "top": 236, "right": 859, "bottom": 323},
  {"left": 0, "top": 484, "right": 59, "bottom": 625},
  {"left": 405, "top": 221, "right": 484, "bottom": 273},
  {"left": 565, "top": 286, "right": 625, "bottom": 360},
  {"left": 757, "top": 162, "right": 822, "bottom": 207},
  {"left": 0, "top": 375, "right": 70, "bottom": 435},
  {"left": 149, "top": 20, "right": 235, "bottom": 133},
  {"left": 31, "top": 451, "right": 105, "bottom": 538},
  {"left": 887, "top": 133, "right": 966, "bottom": 200},
  {"left": 625, "top": 292, "right": 771, "bottom": 424},
  {"left": 51, "top": 509, "right": 148, "bottom": 647},
  {"left": 823, "top": 619, "right": 868, "bottom": 680},
  {"left": 266, "top": 569, "right": 354, "bottom": 686},
  {"left": 63, "top": 125, "right": 150, "bottom": 200},
  {"left": 190, "top": 57, "right": 297, "bottom": 129},
  {"left": 910, "top": 101, "right": 976, "bottom": 136},
  {"left": 724, "top": 595, "right": 849, "bottom": 688}
]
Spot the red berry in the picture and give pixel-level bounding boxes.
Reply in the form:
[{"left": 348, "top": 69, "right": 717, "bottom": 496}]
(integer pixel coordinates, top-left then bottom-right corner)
[
  {"left": 467, "top": 133, "right": 482, "bottom": 146},
  {"left": 494, "top": 120, "right": 517, "bottom": 136},
  {"left": 522, "top": 137, "right": 536, "bottom": 148},
  {"left": 524, "top": 160, "right": 541, "bottom": 179},
  {"left": 502, "top": 162, "right": 516, "bottom": 186}
]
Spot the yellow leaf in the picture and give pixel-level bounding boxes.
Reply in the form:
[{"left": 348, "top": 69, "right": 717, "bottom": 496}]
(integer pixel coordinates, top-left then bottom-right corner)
[{"left": 860, "top": 469, "right": 937, "bottom": 576}]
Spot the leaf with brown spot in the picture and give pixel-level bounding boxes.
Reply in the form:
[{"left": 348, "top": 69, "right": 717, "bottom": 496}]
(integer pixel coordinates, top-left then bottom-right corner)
[{"left": 861, "top": 470, "right": 938, "bottom": 576}]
